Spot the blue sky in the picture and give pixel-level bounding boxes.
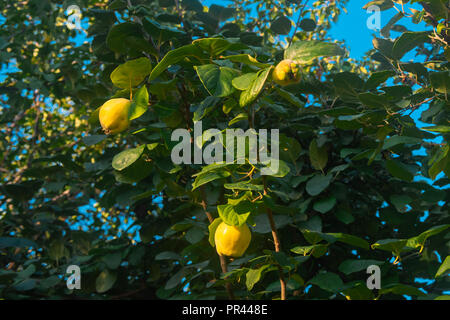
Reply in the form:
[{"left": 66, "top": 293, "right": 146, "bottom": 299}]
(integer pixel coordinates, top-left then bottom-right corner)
[
  {"left": 199, "top": 0, "right": 427, "bottom": 59},
  {"left": 327, "top": 1, "right": 425, "bottom": 59}
]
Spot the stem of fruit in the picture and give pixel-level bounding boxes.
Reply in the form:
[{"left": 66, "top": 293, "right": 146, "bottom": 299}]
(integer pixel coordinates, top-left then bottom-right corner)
[
  {"left": 129, "top": 80, "right": 133, "bottom": 100},
  {"left": 200, "top": 187, "right": 235, "bottom": 300},
  {"left": 263, "top": 176, "right": 287, "bottom": 300}
]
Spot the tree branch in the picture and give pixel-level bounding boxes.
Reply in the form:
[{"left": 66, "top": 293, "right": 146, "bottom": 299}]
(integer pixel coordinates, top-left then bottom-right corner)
[
  {"left": 289, "top": 0, "right": 309, "bottom": 46},
  {"left": 263, "top": 176, "right": 287, "bottom": 300}
]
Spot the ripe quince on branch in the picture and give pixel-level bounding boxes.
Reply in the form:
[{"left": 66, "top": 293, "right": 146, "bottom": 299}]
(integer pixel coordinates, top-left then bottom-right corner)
[
  {"left": 272, "top": 59, "right": 301, "bottom": 86},
  {"left": 99, "top": 98, "right": 131, "bottom": 135},
  {"left": 214, "top": 222, "right": 251, "bottom": 258}
]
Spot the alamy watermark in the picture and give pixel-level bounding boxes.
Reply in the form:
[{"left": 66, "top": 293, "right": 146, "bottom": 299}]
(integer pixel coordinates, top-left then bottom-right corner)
[
  {"left": 66, "top": 5, "right": 82, "bottom": 31},
  {"left": 66, "top": 265, "right": 81, "bottom": 290},
  {"left": 366, "top": 265, "right": 381, "bottom": 290},
  {"left": 170, "top": 121, "right": 280, "bottom": 175},
  {"left": 366, "top": 5, "right": 381, "bottom": 31}
]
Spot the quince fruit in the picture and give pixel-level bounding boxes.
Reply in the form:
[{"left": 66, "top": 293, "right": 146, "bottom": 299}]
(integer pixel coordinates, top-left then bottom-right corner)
[
  {"left": 215, "top": 222, "right": 251, "bottom": 258},
  {"left": 272, "top": 59, "right": 301, "bottom": 86},
  {"left": 99, "top": 98, "right": 131, "bottom": 135}
]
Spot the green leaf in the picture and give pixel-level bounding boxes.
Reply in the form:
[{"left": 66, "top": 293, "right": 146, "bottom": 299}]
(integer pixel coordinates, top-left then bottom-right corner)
[
  {"left": 309, "top": 272, "right": 344, "bottom": 293},
  {"left": 301, "top": 229, "right": 335, "bottom": 245},
  {"left": 106, "top": 22, "right": 154, "bottom": 56},
  {"left": 193, "top": 38, "right": 231, "bottom": 56},
  {"left": 275, "top": 87, "right": 305, "bottom": 108},
  {"left": 192, "top": 170, "right": 231, "bottom": 190},
  {"left": 112, "top": 145, "right": 146, "bottom": 171},
  {"left": 182, "top": 0, "right": 202, "bottom": 12},
  {"left": 224, "top": 181, "right": 264, "bottom": 192},
  {"left": 358, "top": 92, "right": 388, "bottom": 109},
  {"left": 336, "top": 208, "right": 355, "bottom": 225},
  {"left": 239, "top": 67, "right": 273, "bottom": 107},
  {"left": 17, "top": 264, "right": 36, "bottom": 279},
  {"left": 165, "top": 268, "right": 185, "bottom": 290},
  {"left": 209, "top": 5, "right": 236, "bottom": 21},
  {"left": 390, "top": 194, "right": 413, "bottom": 212},
  {"left": 129, "top": 246, "right": 145, "bottom": 266},
  {"left": 309, "top": 139, "right": 328, "bottom": 171},
  {"left": 142, "top": 18, "right": 185, "bottom": 42},
  {"left": 82, "top": 134, "right": 106, "bottom": 146},
  {"left": 102, "top": 252, "right": 122, "bottom": 269},
  {"left": 428, "top": 144, "right": 449, "bottom": 180},
  {"left": 232, "top": 73, "right": 258, "bottom": 90},
  {"left": 435, "top": 256, "right": 450, "bottom": 278},
  {"left": 338, "top": 259, "right": 384, "bottom": 275},
  {"left": 291, "top": 244, "right": 328, "bottom": 258},
  {"left": 318, "top": 107, "right": 358, "bottom": 117},
  {"left": 313, "top": 196, "right": 336, "bottom": 214},
  {"left": 270, "top": 16, "right": 292, "bottom": 35},
  {"left": 407, "top": 224, "right": 450, "bottom": 250},
  {"left": 110, "top": 57, "right": 152, "bottom": 89},
  {"left": 240, "top": 32, "right": 263, "bottom": 46},
  {"left": 193, "top": 96, "right": 221, "bottom": 121},
  {"left": 253, "top": 214, "right": 292, "bottom": 234},
  {"left": 129, "top": 85, "right": 149, "bottom": 120},
  {"left": 48, "top": 240, "right": 65, "bottom": 261},
  {"left": 392, "top": 32, "right": 430, "bottom": 60},
  {"left": 430, "top": 71, "right": 450, "bottom": 95},
  {"left": 217, "top": 204, "right": 250, "bottom": 226},
  {"left": 333, "top": 72, "right": 364, "bottom": 102},
  {"left": 88, "top": 107, "right": 101, "bottom": 126},
  {"left": 371, "top": 239, "right": 407, "bottom": 254},
  {"left": 40, "top": 275, "right": 61, "bottom": 290},
  {"left": 14, "top": 279, "right": 36, "bottom": 291},
  {"left": 260, "top": 159, "right": 291, "bottom": 178},
  {"left": 0, "top": 237, "right": 37, "bottom": 249},
  {"left": 223, "top": 54, "right": 270, "bottom": 68},
  {"left": 185, "top": 227, "right": 204, "bottom": 244},
  {"left": 305, "top": 174, "right": 332, "bottom": 196},
  {"left": 192, "top": 162, "right": 234, "bottom": 177},
  {"left": 364, "top": 70, "right": 396, "bottom": 90},
  {"left": 228, "top": 113, "right": 248, "bottom": 126},
  {"left": 246, "top": 265, "right": 270, "bottom": 290},
  {"left": 285, "top": 40, "right": 345, "bottom": 64},
  {"left": 386, "top": 159, "right": 414, "bottom": 182},
  {"left": 382, "top": 135, "right": 422, "bottom": 150},
  {"left": 372, "top": 37, "right": 394, "bottom": 59},
  {"left": 195, "top": 64, "right": 240, "bottom": 97},
  {"left": 279, "top": 135, "right": 302, "bottom": 163},
  {"left": 363, "top": 0, "right": 394, "bottom": 11},
  {"left": 208, "top": 218, "right": 223, "bottom": 247},
  {"left": 342, "top": 283, "right": 375, "bottom": 300},
  {"left": 299, "top": 18, "right": 316, "bottom": 31},
  {"left": 114, "top": 157, "right": 152, "bottom": 184},
  {"left": 379, "top": 284, "right": 426, "bottom": 297},
  {"left": 149, "top": 44, "right": 204, "bottom": 81},
  {"left": 155, "top": 251, "right": 182, "bottom": 261},
  {"left": 96, "top": 269, "right": 117, "bottom": 293},
  {"left": 327, "top": 233, "right": 370, "bottom": 250},
  {"left": 422, "top": 125, "right": 450, "bottom": 133},
  {"left": 422, "top": 188, "right": 446, "bottom": 203}
]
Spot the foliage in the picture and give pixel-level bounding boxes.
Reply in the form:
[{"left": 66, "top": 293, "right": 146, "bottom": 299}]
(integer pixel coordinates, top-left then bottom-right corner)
[{"left": 0, "top": 0, "right": 449, "bottom": 300}]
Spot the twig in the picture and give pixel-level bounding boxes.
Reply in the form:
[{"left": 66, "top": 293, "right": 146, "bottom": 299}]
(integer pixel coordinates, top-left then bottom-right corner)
[
  {"left": 262, "top": 176, "right": 287, "bottom": 300},
  {"left": 289, "top": 0, "right": 309, "bottom": 46}
]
